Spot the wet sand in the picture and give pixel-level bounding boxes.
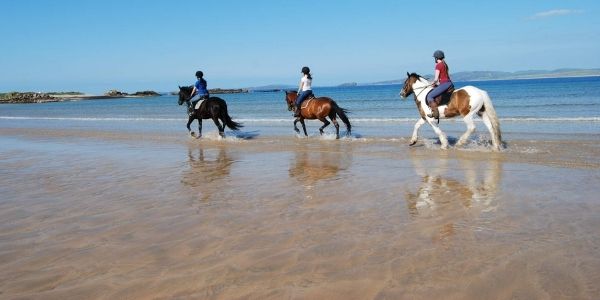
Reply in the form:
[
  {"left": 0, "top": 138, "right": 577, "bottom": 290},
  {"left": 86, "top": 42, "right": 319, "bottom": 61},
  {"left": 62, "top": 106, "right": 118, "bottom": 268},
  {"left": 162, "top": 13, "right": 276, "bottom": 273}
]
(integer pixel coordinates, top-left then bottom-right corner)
[{"left": 1, "top": 128, "right": 599, "bottom": 299}]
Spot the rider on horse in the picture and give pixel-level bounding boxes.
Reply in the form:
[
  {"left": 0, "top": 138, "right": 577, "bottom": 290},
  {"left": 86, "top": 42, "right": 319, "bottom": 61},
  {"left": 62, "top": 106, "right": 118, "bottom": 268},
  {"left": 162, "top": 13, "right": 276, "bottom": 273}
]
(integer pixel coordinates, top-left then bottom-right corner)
[
  {"left": 294, "top": 66, "right": 314, "bottom": 118},
  {"left": 426, "top": 50, "right": 454, "bottom": 119},
  {"left": 188, "top": 71, "right": 210, "bottom": 116}
]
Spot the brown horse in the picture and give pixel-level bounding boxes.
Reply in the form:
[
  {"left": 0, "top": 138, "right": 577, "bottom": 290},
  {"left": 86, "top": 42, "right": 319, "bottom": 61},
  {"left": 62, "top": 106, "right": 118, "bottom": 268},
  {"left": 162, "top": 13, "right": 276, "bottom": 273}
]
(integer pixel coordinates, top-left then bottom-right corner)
[{"left": 284, "top": 91, "right": 351, "bottom": 139}]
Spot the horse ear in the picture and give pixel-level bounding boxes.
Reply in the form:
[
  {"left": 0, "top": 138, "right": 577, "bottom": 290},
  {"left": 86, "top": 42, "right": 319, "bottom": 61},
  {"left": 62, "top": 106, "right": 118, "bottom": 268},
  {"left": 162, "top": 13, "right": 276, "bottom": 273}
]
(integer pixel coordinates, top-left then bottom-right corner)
[
  {"left": 406, "top": 72, "right": 410, "bottom": 77},
  {"left": 178, "top": 85, "right": 181, "bottom": 89}
]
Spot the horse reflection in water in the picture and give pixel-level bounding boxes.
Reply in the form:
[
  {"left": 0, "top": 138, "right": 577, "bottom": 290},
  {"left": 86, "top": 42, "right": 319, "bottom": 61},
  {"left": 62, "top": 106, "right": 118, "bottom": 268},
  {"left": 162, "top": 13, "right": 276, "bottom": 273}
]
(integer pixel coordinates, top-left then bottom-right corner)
[
  {"left": 288, "top": 143, "right": 352, "bottom": 201},
  {"left": 404, "top": 150, "right": 502, "bottom": 242},
  {"left": 181, "top": 145, "right": 235, "bottom": 205}
]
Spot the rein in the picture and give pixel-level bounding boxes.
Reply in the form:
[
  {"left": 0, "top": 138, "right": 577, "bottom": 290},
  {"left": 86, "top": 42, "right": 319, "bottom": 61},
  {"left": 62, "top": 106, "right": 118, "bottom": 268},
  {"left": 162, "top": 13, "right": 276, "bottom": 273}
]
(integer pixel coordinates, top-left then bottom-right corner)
[{"left": 413, "top": 82, "right": 434, "bottom": 99}]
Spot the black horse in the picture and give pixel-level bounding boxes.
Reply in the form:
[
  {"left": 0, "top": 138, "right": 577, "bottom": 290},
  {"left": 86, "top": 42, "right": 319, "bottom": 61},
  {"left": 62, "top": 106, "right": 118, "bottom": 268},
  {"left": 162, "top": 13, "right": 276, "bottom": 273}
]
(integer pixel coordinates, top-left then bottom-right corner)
[{"left": 178, "top": 86, "right": 243, "bottom": 138}]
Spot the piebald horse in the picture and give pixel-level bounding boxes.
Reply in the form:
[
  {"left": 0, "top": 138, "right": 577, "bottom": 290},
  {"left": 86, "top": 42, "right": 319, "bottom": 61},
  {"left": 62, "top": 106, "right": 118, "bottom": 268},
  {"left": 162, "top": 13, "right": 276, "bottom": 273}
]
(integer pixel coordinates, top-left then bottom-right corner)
[{"left": 400, "top": 73, "right": 502, "bottom": 151}]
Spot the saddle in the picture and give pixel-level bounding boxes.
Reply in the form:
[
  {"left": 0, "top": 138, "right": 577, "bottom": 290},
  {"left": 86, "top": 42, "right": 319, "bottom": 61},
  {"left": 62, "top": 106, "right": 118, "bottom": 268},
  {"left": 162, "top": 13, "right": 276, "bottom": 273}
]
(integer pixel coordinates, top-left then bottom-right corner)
[{"left": 427, "top": 85, "right": 455, "bottom": 107}]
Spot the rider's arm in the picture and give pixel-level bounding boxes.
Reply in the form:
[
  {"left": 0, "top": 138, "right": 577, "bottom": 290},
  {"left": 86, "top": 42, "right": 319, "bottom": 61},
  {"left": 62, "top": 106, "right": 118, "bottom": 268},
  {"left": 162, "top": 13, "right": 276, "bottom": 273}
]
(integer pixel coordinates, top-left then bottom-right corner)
[
  {"left": 297, "top": 80, "right": 304, "bottom": 94},
  {"left": 433, "top": 69, "right": 440, "bottom": 85},
  {"left": 190, "top": 86, "right": 197, "bottom": 98}
]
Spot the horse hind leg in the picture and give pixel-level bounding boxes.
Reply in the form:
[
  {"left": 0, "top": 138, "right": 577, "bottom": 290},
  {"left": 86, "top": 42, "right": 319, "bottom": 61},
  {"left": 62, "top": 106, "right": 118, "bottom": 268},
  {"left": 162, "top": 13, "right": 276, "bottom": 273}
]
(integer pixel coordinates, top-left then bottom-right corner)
[
  {"left": 212, "top": 116, "right": 225, "bottom": 138},
  {"left": 457, "top": 113, "right": 476, "bottom": 147},
  {"left": 318, "top": 117, "right": 330, "bottom": 135},
  {"left": 330, "top": 116, "right": 340, "bottom": 139},
  {"left": 481, "top": 111, "right": 499, "bottom": 150}
]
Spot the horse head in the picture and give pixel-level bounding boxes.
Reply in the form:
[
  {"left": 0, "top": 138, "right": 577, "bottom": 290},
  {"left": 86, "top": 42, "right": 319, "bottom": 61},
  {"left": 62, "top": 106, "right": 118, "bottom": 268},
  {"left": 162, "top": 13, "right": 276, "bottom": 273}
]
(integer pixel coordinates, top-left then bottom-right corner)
[
  {"left": 284, "top": 90, "right": 298, "bottom": 111},
  {"left": 178, "top": 85, "right": 193, "bottom": 105},
  {"left": 400, "top": 72, "right": 422, "bottom": 99}
]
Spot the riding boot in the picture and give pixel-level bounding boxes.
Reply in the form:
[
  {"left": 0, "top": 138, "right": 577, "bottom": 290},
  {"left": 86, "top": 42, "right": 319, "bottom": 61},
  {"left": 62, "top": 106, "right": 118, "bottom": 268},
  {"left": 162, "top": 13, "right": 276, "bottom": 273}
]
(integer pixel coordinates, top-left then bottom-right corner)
[
  {"left": 188, "top": 106, "right": 194, "bottom": 117},
  {"left": 427, "top": 101, "right": 440, "bottom": 119},
  {"left": 294, "top": 106, "right": 301, "bottom": 118}
]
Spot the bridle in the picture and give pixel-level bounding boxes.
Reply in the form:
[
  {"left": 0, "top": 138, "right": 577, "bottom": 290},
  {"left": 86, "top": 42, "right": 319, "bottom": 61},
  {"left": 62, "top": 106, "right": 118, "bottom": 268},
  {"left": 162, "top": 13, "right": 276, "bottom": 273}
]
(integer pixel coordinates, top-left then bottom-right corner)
[{"left": 412, "top": 80, "right": 434, "bottom": 99}]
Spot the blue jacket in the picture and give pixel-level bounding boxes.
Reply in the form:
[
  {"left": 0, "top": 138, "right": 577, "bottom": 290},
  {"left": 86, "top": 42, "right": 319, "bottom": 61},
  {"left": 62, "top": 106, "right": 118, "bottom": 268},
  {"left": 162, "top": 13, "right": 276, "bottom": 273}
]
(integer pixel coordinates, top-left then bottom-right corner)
[{"left": 194, "top": 79, "right": 208, "bottom": 96}]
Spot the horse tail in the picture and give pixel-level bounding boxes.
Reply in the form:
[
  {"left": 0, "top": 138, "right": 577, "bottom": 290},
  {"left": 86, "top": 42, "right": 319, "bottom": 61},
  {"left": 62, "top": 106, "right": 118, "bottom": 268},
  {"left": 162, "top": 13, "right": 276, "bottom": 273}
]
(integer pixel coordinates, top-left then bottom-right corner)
[
  {"left": 219, "top": 101, "right": 243, "bottom": 130},
  {"left": 332, "top": 101, "right": 352, "bottom": 134},
  {"left": 480, "top": 90, "right": 502, "bottom": 150}
]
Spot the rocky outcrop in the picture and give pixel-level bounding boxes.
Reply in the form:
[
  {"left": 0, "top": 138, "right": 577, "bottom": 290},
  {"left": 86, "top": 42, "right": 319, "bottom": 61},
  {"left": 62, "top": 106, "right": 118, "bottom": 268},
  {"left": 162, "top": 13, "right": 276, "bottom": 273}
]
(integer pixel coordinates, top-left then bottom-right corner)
[
  {"left": 0, "top": 92, "right": 57, "bottom": 103},
  {"left": 104, "top": 90, "right": 129, "bottom": 97},
  {"left": 209, "top": 88, "right": 248, "bottom": 94},
  {"left": 131, "top": 90, "right": 161, "bottom": 97}
]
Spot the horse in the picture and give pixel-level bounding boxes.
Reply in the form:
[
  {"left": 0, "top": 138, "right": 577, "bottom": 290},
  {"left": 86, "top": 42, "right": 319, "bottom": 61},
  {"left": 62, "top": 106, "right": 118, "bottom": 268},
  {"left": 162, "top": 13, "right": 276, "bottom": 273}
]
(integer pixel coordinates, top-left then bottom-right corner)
[
  {"left": 178, "top": 86, "right": 243, "bottom": 138},
  {"left": 284, "top": 91, "right": 352, "bottom": 139},
  {"left": 399, "top": 72, "right": 502, "bottom": 151}
]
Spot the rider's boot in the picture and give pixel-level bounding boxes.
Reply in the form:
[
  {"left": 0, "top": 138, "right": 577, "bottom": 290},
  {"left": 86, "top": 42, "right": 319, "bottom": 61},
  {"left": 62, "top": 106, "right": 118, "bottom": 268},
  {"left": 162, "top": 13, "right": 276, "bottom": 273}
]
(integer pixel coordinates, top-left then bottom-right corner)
[
  {"left": 294, "top": 106, "right": 301, "bottom": 118},
  {"left": 188, "top": 106, "right": 194, "bottom": 117},
  {"left": 427, "top": 99, "right": 440, "bottom": 119}
]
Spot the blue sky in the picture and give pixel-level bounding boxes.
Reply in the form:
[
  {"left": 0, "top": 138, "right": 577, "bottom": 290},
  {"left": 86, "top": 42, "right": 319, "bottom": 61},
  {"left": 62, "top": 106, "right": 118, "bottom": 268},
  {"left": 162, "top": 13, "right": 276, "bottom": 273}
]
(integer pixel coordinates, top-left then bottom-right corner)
[{"left": 1, "top": 0, "right": 599, "bottom": 93}]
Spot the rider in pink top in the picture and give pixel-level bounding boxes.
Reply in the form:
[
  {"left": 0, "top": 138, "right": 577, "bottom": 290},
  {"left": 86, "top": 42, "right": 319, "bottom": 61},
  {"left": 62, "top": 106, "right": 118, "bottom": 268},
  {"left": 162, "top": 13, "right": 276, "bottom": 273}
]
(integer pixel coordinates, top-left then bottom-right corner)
[{"left": 427, "top": 50, "right": 453, "bottom": 119}]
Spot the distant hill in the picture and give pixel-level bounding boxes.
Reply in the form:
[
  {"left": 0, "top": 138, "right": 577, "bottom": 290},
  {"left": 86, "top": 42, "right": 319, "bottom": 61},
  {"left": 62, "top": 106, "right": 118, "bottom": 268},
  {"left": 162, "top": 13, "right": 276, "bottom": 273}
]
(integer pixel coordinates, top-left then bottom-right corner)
[
  {"left": 338, "top": 82, "right": 358, "bottom": 87},
  {"left": 246, "top": 84, "right": 296, "bottom": 92},
  {"left": 365, "top": 68, "right": 600, "bottom": 85}
]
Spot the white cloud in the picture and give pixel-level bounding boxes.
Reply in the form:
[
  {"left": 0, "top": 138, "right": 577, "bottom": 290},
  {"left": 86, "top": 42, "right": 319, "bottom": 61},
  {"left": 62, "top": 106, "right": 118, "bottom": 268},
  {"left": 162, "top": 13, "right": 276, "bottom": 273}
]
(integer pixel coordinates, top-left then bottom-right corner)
[{"left": 528, "top": 9, "right": 584, "bottom": 20}]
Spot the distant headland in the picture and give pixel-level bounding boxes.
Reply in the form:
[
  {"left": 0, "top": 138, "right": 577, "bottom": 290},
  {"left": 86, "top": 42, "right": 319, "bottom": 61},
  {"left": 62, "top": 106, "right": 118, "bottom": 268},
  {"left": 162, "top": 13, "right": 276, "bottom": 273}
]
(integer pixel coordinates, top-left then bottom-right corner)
[
  {"left": 364, "top": 68, "right": 600, "bottom": 85},
  {"left": 0, "top": 90, "right": 162, "bottom": 104}
]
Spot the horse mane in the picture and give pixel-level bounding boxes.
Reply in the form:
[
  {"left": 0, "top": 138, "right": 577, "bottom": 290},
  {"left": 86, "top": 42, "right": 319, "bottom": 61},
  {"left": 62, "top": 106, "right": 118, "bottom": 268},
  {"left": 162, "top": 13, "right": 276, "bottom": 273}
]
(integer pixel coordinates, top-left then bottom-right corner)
[{"left": 409, "top": 72, "right": 421, "bottom": 79}]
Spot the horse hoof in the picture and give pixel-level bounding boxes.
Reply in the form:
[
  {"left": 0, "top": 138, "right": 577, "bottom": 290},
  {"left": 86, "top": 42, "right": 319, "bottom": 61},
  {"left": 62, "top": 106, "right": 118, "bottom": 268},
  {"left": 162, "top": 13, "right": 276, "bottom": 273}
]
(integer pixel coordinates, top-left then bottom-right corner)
[
  {"left": 190, "top": 132, "right": 196, "bottom": 137},
  {"left": 409, "top": 140, "right": 417, "bottom": 146}
]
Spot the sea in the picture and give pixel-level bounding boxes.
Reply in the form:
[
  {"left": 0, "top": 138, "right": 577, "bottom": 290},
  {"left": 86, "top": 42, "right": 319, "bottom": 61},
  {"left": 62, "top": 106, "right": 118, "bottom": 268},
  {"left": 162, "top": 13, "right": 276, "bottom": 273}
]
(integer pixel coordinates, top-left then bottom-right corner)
[{"left": 1, "top": 76, "right": 599, "bottom": 142}]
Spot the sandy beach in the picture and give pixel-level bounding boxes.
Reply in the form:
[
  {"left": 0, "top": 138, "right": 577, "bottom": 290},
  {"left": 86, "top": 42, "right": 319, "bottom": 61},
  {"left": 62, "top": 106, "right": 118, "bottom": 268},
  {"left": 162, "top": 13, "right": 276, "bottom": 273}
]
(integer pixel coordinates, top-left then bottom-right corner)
[{"left": 1, "top": 127, "right": 599, "bottom": 299}]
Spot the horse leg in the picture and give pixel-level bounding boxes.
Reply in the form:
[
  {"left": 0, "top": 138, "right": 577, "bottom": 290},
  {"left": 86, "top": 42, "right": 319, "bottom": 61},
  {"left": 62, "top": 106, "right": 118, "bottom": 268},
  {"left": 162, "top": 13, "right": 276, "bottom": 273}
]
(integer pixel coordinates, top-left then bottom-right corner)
[
  {"left": 457, "top": 113, "right": 476, "bottom": 147},
  {"left": 187, "top": 116, "right": 195, "bottom": 137},
  {"left": 428, "top": 120, "right": 449, "bottom": 149},
  {"left": 212, "top": 116, "right": 225, "bottom": 138},
  {"left": 331, "top": 117, "right": 340, "bottom": 139},
  {"left": 300, "top": 119, "right": 308, "bottom": 136},
  {"left": 293, "top": 119, "right": 300, "bottom": 133},
  {"left": 197, "top": 118, "right": 203, "bottom": 138},
  {"left": 410, "top": 118, "right": 426, "bottom": 145},
  {"left": 318, "top": 118, "right": 330, "bottom": 135},
  {"left": 481, "top": 111, "right": 500, "bottom": 150}
]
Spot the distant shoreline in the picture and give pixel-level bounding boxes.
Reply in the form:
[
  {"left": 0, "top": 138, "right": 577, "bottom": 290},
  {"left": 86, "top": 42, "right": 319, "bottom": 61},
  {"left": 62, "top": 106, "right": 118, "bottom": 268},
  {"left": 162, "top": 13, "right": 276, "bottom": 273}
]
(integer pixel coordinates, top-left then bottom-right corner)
[
  {"left": 0, "top": 92, "right": 161, "bottom": 104},
  {"left": 2, "top": 73, "right": 599, "bottom": 104}
]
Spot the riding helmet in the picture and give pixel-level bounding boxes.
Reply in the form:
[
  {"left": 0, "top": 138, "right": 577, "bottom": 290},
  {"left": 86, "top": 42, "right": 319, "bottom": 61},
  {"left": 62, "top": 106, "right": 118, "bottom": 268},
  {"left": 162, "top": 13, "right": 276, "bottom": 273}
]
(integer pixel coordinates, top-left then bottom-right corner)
[
  {"left": 433, "top": 50, "right": 445, "bottom": 60},
  {"left": 301, "top": 66, "right": 310, "bottom": 74},
  {"left": 195, "top": 70, "right": 203, "bottom": 78}
]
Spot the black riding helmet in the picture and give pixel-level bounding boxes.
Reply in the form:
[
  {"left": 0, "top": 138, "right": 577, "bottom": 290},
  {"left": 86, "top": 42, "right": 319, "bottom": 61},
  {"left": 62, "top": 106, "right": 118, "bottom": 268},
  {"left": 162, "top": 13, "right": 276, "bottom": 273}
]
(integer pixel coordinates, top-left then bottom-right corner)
[
  {"left": 195, "top": 70, "right": 203, "bottom": 78},
  {"left": 301, "top": 66, "right": 310, "bottom": 74},
  {"left": 433, "top": 50, "right": 445, "bottom": 60}
]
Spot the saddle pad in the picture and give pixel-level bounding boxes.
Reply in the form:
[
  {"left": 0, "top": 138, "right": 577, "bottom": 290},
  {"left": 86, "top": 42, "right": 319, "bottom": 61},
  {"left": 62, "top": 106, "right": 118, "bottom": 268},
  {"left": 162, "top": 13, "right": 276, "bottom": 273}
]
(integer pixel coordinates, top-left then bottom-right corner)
[
  {"left": 300, "top": 99, "right": 313, "bottom": 109},
  {"left": 194, "top": 99, "right": 204, "bottom": 110}
]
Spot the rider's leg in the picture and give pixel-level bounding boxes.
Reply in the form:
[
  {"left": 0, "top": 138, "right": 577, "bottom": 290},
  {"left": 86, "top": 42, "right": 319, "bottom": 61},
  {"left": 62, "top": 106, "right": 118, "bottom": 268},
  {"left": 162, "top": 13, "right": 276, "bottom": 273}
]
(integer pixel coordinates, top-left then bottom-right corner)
[
  {"left": 188, "top": 94, "right": 200, "bottom": 116},
  {"left": 295, "top": 91, "right": 310, "bottom": 117},
  {"left": 426, "top": 82, "right": 451, "bottom": 119}
]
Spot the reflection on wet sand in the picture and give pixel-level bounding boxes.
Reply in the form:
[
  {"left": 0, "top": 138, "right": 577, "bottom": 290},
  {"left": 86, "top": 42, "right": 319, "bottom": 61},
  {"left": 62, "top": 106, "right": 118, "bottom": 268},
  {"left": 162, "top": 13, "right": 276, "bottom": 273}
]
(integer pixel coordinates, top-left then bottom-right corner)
[
  {"left": 181, "top": 144, "right": 235, "bottom": 203},
  {"left": 288, "top": 143, "right": 352, "bottom": 198},
  {"left": 405, "top": 149, "right": 502, "bottom": 242},
  {"left": 406, "top": 150, "right": 502, "bottom": 215}
]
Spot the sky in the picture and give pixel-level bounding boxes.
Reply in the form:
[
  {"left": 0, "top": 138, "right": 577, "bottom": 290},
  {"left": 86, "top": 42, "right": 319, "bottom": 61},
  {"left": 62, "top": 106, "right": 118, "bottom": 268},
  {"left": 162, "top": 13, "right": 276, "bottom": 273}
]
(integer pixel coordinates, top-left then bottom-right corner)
[{"left": 1, "top": 0, "right": 599, "bottom": 93}]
